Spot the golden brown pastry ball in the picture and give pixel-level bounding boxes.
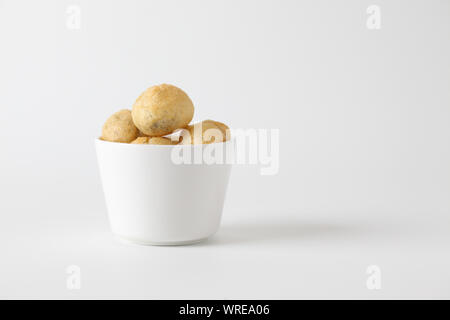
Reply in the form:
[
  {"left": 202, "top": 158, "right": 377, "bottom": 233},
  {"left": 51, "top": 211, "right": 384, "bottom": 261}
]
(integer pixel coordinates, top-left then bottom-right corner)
[
  {"left": 179, "top": 120, "right": 228, "bottom": 145},
  {"left": 101, "top": 109, "right": 139, "bottom": 143},
  {"left": 131, "top": 136, "right": 178, "bottom": 145},
  {"left": 131, "top": 84, "right": 194, "bottom": 137}
]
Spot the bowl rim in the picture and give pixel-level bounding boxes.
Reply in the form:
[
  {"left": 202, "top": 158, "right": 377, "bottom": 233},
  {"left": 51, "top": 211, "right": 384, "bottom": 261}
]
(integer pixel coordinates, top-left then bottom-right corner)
[{"left": 95, "top": 137, "right": 235, "bottom": 148}]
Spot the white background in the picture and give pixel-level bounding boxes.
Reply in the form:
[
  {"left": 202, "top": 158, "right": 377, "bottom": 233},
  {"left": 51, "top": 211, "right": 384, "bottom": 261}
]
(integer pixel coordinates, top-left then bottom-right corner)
[{"left": 1, "top": 0, "right": 449, "bottom": 299}]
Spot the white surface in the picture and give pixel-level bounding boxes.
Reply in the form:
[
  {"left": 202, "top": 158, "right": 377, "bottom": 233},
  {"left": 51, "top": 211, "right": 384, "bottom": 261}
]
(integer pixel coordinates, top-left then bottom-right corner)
[
  {"left": 1, "top": 211, "right": 450, "bottom": 299},
  {"left": 1, "top": 0, "right": 450, "bottom": 299},
  {"left": 96, "top": 139, "right": 233, "bottom": 244}
]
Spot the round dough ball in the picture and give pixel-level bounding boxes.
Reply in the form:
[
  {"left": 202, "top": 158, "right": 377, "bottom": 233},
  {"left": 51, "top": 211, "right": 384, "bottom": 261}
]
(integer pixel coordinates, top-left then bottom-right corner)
[
  {"left": 101, "top": 109, "right": 139, "bottom": 143},
  {"left": 132, "top": 84, "right": 194, "bottom": 137},
  {"left": 131, "top": 136, "right": 178, "bottom": 145},
  {"left": 180, "top": 120, "right": 226, "bottom": 145}
]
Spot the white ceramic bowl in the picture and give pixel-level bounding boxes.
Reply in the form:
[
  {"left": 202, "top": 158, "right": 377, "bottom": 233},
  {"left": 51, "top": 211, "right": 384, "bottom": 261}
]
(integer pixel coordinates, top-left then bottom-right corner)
[{"left": 95, "top": 138, "right": 233, "bottom": 245}]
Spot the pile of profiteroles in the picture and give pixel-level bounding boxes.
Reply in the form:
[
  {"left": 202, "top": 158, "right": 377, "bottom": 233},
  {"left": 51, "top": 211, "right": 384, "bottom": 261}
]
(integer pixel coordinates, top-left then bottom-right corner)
[{"left": 100, "top": 84, "right": 230, "bottom": 145}]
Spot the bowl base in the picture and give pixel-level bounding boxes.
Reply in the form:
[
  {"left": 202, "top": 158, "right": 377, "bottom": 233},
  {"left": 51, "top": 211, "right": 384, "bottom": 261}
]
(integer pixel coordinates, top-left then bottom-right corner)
[{"left": 113, "top": 233, "right": 210, "bottom": 246}]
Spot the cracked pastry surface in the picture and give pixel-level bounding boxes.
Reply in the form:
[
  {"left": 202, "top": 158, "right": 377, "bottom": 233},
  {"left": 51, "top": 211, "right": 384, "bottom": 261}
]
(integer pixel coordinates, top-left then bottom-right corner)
[{"left": 179, "top": 120, "right": 229, "bottom": 145}]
